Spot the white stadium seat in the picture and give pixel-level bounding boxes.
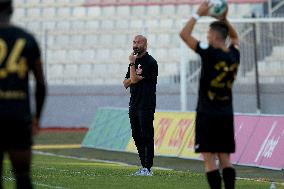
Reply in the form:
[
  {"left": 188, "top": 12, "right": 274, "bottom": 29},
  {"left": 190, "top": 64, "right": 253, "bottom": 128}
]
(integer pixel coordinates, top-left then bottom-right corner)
[
  {"left": 146, "top": 5, "right": 160, "bottom": 16},
  {"left": 130, "top": 19, "right": 144, "bottom": 29},
  {"left": 71, "top": 20, "right": 85, "bottom": 30},
  {"left": 101, "top": 19, "right": 115, "bottom": 29},
  {"left": 12, "top": 8, "right": 25, "bottom": 19},
  {"left": 27, "top": 8, "right": 41, "bottom": 17},
  {"left": 131, "top": 6, "right": 145, "bottom": 15},
  {"left": 145, "top": 19, "right": 159, "bottom": 28},
  {"left": 99, "top": 34, "right": 113, "bottom": 44},
  {"left": 57, "top": 7, "right": 71, "bottom": 17},
  {"left": 48, "top": 64, "right": 64, "bottom": 76},
  {"left": 115, "top": 20, "right": 129, "bottom": 29},
  {"left": 84, "top": 35, "right": 98, "bottom": 46},
  {"left": 67, "top": 50, "right": 83, "bottom": 62},
  {"left": 63, "top": 64, "right": 78, "bottom": 76},
  {"left": 72, "top": 7, "right": 86, "bottom": 17},
  {"left": 159, "top": 19, "right": 174, "bottom": 28},
  {"left": 53, "top": 35, "right": 69, "bottom": 47},
  {"left": 81, "top": 50, "right": 96, "bottom": 62},
  {"left": 176, "top": 4, "right": 191, "bottom": 17},
  {"left": 117, "top": 6, "right": 131, "bottom": 16},
  {"left": 157, "top": 34, "right": 171, "bottom": 46},
  {"left": 101, "top": 6, "right": 116, "bottom": 16},
  {"left": 42, "top": 8, "right": 56, "bottom": 18},
  {"left": 56, "top": 21, "right": 71, "bottom": 30},
  {"left": 87, "top": 7, "right": 101, "bottom": 17},
  {"left": 77, "top": 64, "right": 93, "bottom": 75},
  {"left": 11, "top": 1, "right": 275, "bottom": 85},
  {"left": 161, "top": 5, "right": 176, "bottom": 15},
  {"left": 96, "top": 49, "right": 111, "bottom": 61}
]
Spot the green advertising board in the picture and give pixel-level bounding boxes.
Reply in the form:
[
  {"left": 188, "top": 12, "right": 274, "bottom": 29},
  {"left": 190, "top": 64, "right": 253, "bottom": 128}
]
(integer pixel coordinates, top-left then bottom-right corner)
[{"left": 81, "top": 107, "right": 132, "bottom": 151}]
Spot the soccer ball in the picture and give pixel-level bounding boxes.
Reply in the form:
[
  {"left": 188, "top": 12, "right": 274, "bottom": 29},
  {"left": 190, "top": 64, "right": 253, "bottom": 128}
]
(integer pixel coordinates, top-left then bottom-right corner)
[{"left": 208, "top": 0, "right": 228, "bottom": 17}]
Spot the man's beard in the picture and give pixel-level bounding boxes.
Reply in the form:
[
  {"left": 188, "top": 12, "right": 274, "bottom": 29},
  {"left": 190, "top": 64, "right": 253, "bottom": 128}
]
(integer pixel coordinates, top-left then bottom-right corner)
[{"left": 133, "top": 47, "right": 145, "bottom": 55}]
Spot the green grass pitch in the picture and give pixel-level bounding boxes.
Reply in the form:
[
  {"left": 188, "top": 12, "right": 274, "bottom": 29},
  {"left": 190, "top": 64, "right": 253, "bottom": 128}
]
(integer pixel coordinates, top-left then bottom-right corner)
[
  {"left": 2, "top": 130, "right": 283, "bottom": 189},
  {"left": 2, "top": 153, "right": 282, "bottom": 189}
]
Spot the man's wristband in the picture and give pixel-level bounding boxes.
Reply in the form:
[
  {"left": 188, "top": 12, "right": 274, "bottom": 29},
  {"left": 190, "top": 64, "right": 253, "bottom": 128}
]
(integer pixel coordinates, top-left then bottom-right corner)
[
  {"left": 129, "top": 63, "right": 135, "bottom": 66},
  {"left": 192, "top": 13, "right": 200, "bottom": 20}
]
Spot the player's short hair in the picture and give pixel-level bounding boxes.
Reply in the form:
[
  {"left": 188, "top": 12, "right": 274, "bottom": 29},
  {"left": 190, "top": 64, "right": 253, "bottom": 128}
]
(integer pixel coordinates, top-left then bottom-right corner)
[
  {"left": 209, "top": 21, "right": 229, "bottom": 41},
  {"left": 0, "top": 0, "right": 12, "bottom": 16}
]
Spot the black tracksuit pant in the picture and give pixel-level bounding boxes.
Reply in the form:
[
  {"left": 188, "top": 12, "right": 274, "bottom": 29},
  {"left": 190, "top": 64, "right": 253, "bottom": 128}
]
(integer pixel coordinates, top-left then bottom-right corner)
[{"left": 129, "top": 108, "right": 154, "bottom": 170}]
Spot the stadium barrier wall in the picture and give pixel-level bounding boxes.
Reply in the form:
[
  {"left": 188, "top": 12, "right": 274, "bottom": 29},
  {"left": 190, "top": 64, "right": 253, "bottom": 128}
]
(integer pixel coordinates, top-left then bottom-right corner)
[{"left": 81, "top": 107, "right": 284, "bottom": 170}]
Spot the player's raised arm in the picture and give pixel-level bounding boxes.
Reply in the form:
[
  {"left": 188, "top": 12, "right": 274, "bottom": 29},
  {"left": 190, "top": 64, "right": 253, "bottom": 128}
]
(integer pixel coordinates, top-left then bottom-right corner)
[
  {"left": 223, "top": 18, "right": 239, "bottom": 47},
  {"left": 180, "top": 1, "right": 210, "bottom": 50},
  {"left": 217, "top": 7, "right": 240, "bottom": 46}
]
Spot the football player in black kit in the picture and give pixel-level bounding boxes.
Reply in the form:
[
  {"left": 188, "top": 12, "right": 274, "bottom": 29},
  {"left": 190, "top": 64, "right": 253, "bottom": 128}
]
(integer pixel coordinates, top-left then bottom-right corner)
[
  {"left": 0, "top": 0, "right": 46, "bottom": 188},
  {"left": 123, "top": 35, "right": 158, "bottom": 176},
  {"left": 180, "top": 2, "right": 240, "bottom": 189}
]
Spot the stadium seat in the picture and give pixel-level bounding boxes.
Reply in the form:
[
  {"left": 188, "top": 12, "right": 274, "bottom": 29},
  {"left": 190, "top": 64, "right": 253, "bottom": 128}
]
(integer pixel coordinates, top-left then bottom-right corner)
[
  {"left": 77, "top": 64, "right": 93, "bottom": 76},
  {"left": 83, "top": 34, "right": 98, "bottom": 45},
  {"left": 117, "top": 6, "right": 131, "bottom": 16},
  {"left": 71, "top": 20, "right": 85, "bottom": 30},
  {"left": 131, "top": 5, "right": 145, "bottom": 15},
  {"left": 101, "top": 19, "right": 115, "bottom": 29},
  {"left": 72, "top": 7, "right": 86, "bottom": 17},
  {"left": 66, "top": 50, "right": 82, "bottom": 62},
  {"left": 159, "top": 18, "right": 174, "bottom": 28},
  {"left": 42, "top": 7, "right": 56, "bottom": 18},
  {"left": 147, "top": 5, "right": 161, "bottom": 15},
  {"left": 99, "top": 34, "right": 113, "bottom": 44},
  {"left": 96, "top": 49, "right": 111, "bottom": 61},
  {"left": 86, "top": 6, "right": 101, "bottom": 17},
  {"left": 176, "top": 4, "right": 191, "bottom": 17},
  {"left": 115, "top": 19, "right": 129, "bottom": 29},
  {"left": 145, "top": 19, "right": 159, "bottom": 29},
  {"left": 56, "top": 21, "right": 71, "bottom": 30},
  {"left": 57, "top": 7, "right": 71, "bottom": 17},
  {"left": 27, "top": 8, "right": 41, "bottom": 17},
  {"left": 12, "top": 8, "right": 25, "bottom": 19},
  {"left": 156, "top": 34, "right": 171, "bottom": 45},
  {"left": 161, "top": 5, "right": 176, "bottom": 15},
  {"left": 81, "top": 50, "right": 96, "bottom": 62},
  {"left": 43, "top": 21, "right": 56, "bottom": 30},
  {"left": 101, "top": 6, "right": 116, "bottom": 16},
  {"left": 11, "top": 0, "right": 274, "bottom": 85},
  {"left": 48, "top": 64, "right": 64, "bottom": 76}
]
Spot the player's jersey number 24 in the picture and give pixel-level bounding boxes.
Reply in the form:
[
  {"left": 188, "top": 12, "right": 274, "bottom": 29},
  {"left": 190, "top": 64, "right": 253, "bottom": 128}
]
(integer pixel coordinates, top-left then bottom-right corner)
[{"left": 0, "top": 38, "right": 28, "bottom": 79}]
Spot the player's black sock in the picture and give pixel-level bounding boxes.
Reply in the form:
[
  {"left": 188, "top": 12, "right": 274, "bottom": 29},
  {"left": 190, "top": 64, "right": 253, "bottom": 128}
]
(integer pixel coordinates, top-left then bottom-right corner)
[
  {"left": 222, "top": 167, "right": 236, "bottom": 189},
  {"left": 16, "top": 174, "right": 33, "bottom": 189},
  {"left": 206, "top": 169, "right": 221, "bottom": 189}
]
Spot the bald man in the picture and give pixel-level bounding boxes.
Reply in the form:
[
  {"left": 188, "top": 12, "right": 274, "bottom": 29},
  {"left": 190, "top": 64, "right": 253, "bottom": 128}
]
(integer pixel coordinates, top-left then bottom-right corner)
[{"left": 123, "top": 35, "right": 158, "bottom": 176}]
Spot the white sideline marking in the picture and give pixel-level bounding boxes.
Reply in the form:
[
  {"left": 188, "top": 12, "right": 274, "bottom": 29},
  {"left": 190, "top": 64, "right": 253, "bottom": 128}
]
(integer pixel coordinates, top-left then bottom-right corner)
[
  {"left": 34, "top": 150, "right": 171, "bottom": 170},
  {"left": 33, "top": 150, "right": 133, "bottom": 167},
  {"left": 237, "top": 177, "right": 284, "bottom": 186},
  {"left": 2, "top": 176, "right": 69, "bottom": 189},
  {"left": 33, "top": 151, "right": 284, "bottom": 185}
]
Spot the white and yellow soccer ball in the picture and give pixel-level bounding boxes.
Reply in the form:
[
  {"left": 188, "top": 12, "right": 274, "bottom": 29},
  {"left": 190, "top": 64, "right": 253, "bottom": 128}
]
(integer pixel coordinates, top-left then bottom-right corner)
[{"left": 208, "top": 0, "right": 228, "bottom": 17}]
